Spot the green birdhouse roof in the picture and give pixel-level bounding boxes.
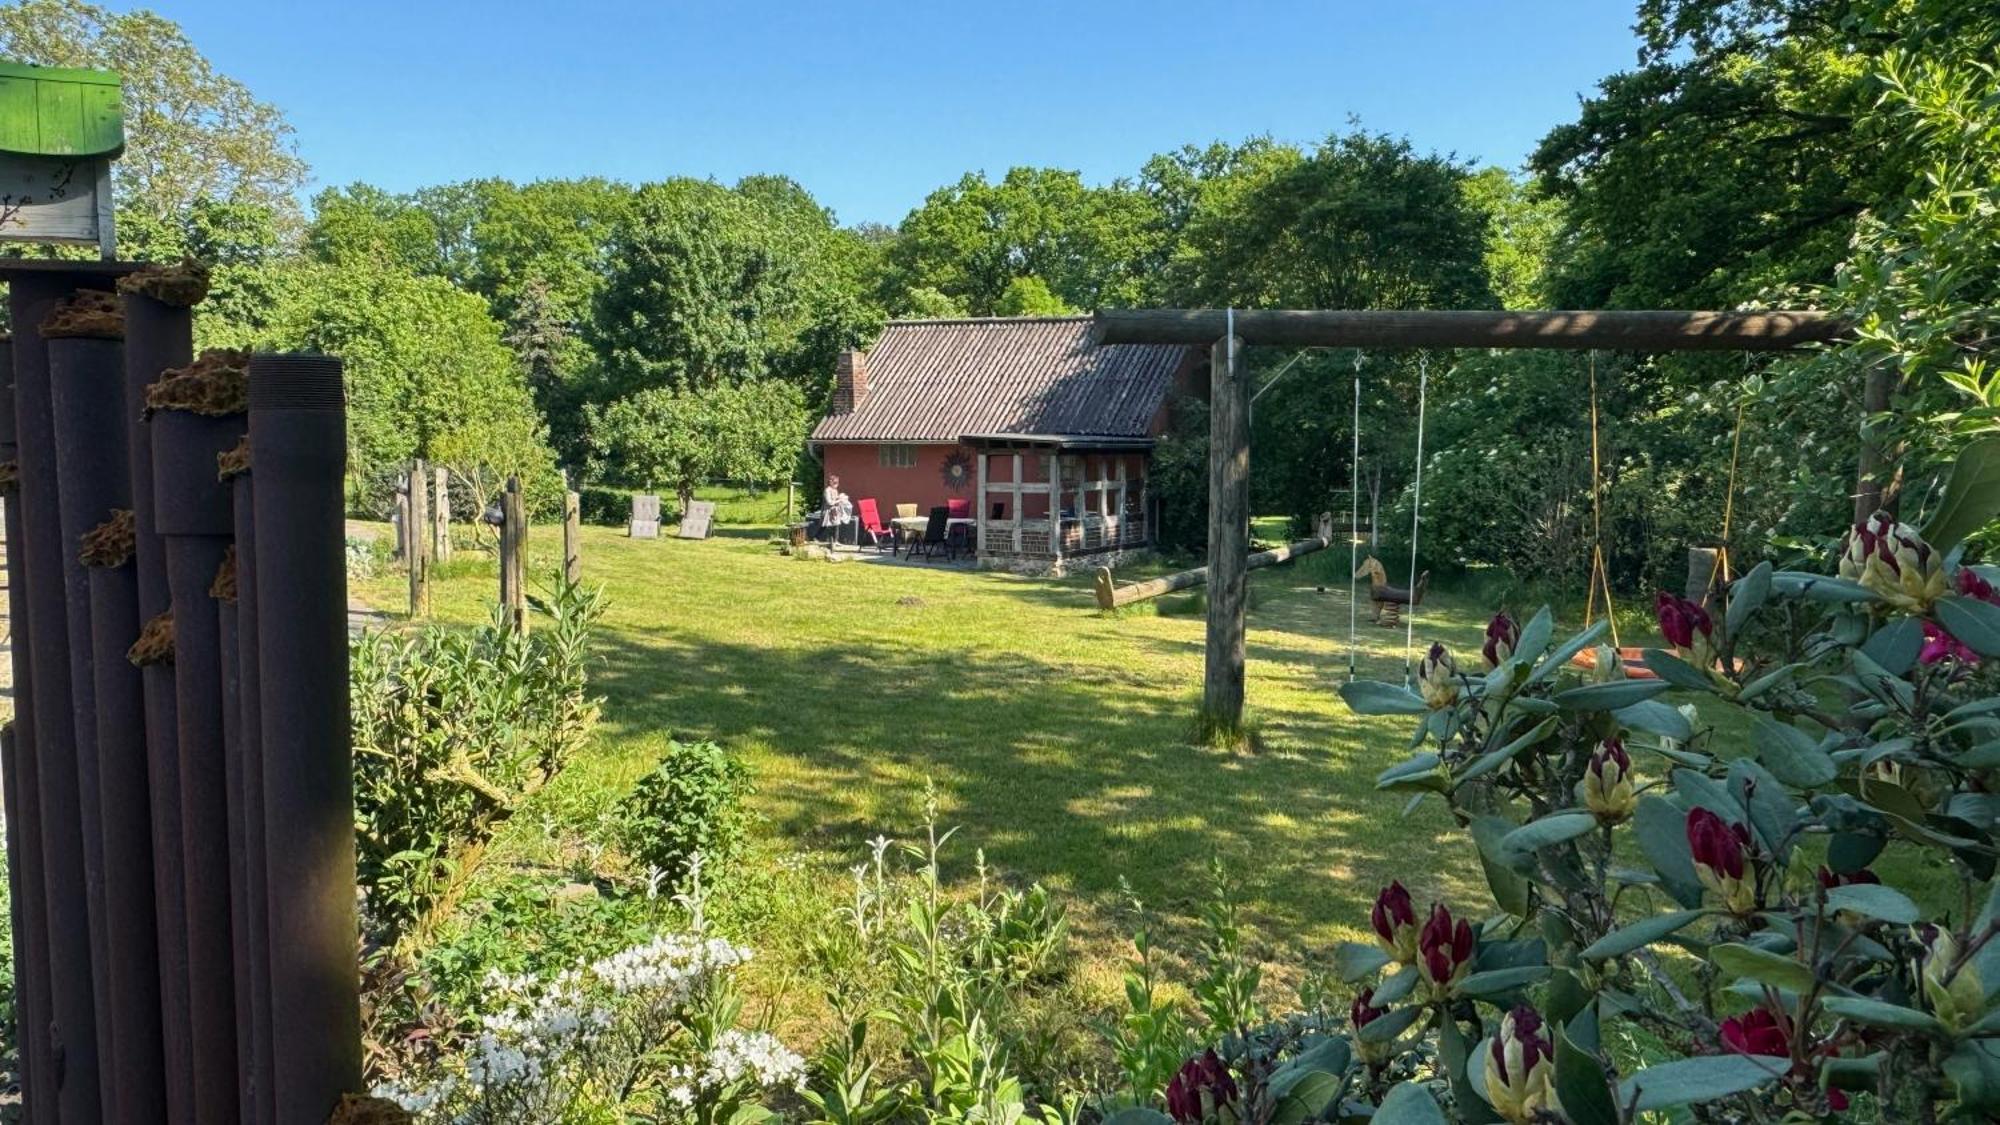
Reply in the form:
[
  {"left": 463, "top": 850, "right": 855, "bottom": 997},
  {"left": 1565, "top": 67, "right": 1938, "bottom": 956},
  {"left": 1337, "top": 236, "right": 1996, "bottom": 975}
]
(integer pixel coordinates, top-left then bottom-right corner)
[{"left": 0, "top": 61, "right": 124, "bottom": 159}]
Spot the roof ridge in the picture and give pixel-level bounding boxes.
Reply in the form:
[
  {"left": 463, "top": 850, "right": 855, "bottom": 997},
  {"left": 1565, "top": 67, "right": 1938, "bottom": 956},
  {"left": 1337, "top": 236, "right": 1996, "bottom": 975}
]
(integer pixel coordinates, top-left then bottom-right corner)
[{"left": 884, "top": 314, "right": 1095, "bottom": 327}]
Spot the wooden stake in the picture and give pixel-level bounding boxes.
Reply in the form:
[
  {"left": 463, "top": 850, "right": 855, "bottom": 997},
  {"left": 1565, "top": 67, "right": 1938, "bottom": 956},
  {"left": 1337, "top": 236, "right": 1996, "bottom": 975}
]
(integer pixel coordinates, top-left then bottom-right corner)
[
  {"left": 499, "top": 476, "right": 526, "bottom": 633},
  {"left": 407, "top": 459, "right": 430, "bottom": 618},
  {"left": 562, "top": 489, "right": 581, "bottom": 587},
  {"left": 432, "top": 466, "right": 450, "bottom": 563}
]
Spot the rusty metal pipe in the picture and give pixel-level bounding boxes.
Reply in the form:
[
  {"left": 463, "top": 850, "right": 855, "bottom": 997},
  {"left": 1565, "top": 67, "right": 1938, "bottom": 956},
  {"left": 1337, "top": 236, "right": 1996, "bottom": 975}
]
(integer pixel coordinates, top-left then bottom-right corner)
[
  {"left": 120, "top": 290, "right": 198, "bottom": 1124},
  {"left": 150, "top": 402, "right": 245, "bottom": 1125},
  {"left": 9, "top": 274, "right": 104, "bottom": 1123},
  {"left": 0, "top": 338, "right": 58, "bottom": 1122},
  {"left": 49, "top": 330, "right": 168, "bottom": 1122},
  {"left": 249, "top": 353, "right": 361, "bottom": 1120}
]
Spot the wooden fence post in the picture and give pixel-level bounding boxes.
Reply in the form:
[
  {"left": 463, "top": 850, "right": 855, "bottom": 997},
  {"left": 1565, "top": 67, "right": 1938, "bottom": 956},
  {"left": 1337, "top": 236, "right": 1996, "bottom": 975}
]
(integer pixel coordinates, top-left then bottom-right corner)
[
  {"left": 432, "top": 465, "right": 450, "bottom": 563},
  {"left": 1203, "top": 332, "right": 1249, "bottom": 737},
  {"left": 407, "top": 459, "right": 430, "bottom": 618},
  {"left": 562, "top": 489, "right": 581, "bottom": 587},
  {"left": 500, "top": 475, "right": 526, "bottom": 633}
]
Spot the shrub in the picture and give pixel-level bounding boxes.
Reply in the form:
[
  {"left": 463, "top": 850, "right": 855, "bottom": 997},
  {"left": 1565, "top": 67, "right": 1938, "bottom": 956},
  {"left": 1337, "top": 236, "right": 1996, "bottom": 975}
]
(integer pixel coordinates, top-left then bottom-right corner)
[
  {"left": 613, "top": 740, "right": 755, "bottom": 893},
  {"left": 351, "top": 576, "right": 605, "bottom": 949},
  {"left": 1092, "top": 458, "right": 2000, "bottom": 1123}
]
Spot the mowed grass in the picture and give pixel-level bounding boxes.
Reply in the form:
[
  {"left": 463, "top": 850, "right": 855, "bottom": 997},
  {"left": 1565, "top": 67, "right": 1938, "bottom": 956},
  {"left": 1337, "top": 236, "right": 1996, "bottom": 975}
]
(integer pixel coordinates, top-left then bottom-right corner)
[{"left": 350, "top": 516, "right": 1615, "bottom": 1004}]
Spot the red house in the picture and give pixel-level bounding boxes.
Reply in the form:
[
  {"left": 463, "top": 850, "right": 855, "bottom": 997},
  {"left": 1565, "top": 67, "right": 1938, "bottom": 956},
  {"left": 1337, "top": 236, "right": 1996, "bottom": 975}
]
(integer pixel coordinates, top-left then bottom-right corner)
[{"left": 810, "top": 315, "right": 1201, "bottom": 573}]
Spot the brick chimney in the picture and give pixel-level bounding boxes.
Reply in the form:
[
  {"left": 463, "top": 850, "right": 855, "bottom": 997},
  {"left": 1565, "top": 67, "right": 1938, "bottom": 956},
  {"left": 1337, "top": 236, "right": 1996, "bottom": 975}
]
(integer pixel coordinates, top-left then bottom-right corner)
[{"left": 831, "top": 348, "right": 869, "bottom": 414}]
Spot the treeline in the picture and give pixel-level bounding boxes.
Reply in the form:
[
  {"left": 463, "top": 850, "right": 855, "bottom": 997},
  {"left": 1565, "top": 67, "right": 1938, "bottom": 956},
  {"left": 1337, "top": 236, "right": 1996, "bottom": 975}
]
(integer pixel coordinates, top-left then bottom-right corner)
[{"left": 5, "top": 0, "right": 1995, "bottom": 592}]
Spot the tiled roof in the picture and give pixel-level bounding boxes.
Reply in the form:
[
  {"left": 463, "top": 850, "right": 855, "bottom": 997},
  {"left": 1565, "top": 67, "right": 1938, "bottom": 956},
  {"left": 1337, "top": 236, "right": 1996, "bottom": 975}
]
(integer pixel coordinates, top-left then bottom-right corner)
[{"left": 811, "top": 316, "right": 1194, "bottom": 443}]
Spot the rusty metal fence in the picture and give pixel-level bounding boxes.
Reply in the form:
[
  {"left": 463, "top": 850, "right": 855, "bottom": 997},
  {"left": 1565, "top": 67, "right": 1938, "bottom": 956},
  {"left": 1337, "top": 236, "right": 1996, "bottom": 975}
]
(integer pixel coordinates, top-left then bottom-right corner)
[{"left": 0, "top": 261, "right": 360, "bottom": 1124}]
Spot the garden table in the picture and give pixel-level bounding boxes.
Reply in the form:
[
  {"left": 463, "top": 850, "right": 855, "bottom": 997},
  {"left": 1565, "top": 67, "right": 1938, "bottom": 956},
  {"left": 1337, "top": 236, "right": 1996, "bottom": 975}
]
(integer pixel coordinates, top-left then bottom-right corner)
[{"left": 890, "top": 514, "right": 974, "bottom": 555}]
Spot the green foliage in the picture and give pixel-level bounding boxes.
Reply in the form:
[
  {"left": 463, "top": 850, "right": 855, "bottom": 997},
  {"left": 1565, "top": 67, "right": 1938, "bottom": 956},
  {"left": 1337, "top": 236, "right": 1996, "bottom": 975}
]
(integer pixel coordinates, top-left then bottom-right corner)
[
  {"left": 586, "top": 380, "right": 810, "bottom": 519},
  {"left": 0, "top": 0, "right": 308, "bottom": 247},
  {"left": 613, "top": 740, "right": 755, "bottom": 893},
  {"left": 351, "top": 578, "right": 605, "bottom": 948},
  {"left": 590, "top": 177, "right": 879, "bottom": 399}
]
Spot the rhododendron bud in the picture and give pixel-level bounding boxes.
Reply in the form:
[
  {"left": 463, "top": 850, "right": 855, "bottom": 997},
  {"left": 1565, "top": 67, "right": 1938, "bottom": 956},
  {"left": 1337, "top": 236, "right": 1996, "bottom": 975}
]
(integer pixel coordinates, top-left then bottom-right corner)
[
  {"left": 1350, "top": 988, "right": 1393, "bottom": 1063},
  {"left": 1485, "top": 1006, "right": 1560, "bottom": 1124},
  {"left": 1370, "top": 881, "right": 1419, "bottom": 964},
  {"left": 1843, "top": 512, "right": 1946, "bottom": 611},
  {"left": 1919, "top": 926, "right": 1986, "bottom": 1031},
  {"left": 1587, "top": 643, "right": 1626, "bottom": 683},
  {"left": 1582, "top": 739, "right": 1636, "bottom": 823},
  {"left": 1687, "top": 807, "right": 1757, "bottom": 914},
  {"left": 1719, "top": 1007, "right": 1789, "bottom": 1057},
  {"left": 1654, "top": 591, "right": 1713, "bottom": 651},
  {"left": 1921, "top": 621, "right": 1977, "bottom": 667},
  {"left": 1417, "top": 642, "right": 1459, "bottom": 710},
  {"left": 1957, "top": 567, "right": 2000, "bottom": 605},
  {"left": 1417, "top": 903, "right": 1475, "bottom": 997},
  {"left": 1165, "top": 1049, "right": 1238, "bottom": 1124},
  {"left": 1483, "top": 612, "right": 1519, "bottom": 667}
]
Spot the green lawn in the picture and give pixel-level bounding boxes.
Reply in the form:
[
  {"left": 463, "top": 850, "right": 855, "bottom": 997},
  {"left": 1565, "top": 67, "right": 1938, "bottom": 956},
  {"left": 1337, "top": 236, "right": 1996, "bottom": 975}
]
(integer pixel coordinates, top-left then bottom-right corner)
[{"left": 352, "top": 517, "right": 1625, "bottom": 1006}]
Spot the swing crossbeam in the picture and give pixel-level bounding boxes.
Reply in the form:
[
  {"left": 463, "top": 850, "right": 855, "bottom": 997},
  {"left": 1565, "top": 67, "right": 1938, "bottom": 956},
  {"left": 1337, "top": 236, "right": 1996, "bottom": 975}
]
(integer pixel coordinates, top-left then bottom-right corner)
[
  {"left": 1091, "top": 306, "right": 1852, "bottom": 736},
  {"left": 1094, "top": 308, "right": 1847, "bottom": 352}
]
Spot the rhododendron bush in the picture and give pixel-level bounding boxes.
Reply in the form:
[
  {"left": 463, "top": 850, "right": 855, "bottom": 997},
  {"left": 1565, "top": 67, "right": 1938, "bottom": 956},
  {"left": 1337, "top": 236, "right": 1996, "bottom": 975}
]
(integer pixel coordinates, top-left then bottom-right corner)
[{"left": 1120, "top": 457, "right": 2000, "bottom": 1123}]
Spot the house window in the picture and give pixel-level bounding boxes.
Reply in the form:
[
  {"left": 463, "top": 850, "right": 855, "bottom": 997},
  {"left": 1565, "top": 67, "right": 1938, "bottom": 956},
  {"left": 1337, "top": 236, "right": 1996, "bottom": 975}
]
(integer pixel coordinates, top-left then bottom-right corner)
[{"left": 878, "top": 444, "right": 917, "bottom": 468}]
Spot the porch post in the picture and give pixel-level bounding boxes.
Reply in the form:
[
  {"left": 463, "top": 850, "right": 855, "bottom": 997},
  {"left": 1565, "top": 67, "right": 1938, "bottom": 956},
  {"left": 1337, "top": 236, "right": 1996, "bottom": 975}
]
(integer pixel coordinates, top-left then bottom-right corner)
[
  {"left": 975, "top": 449, "right": 988, "bottom": 555},
  {"left": 1050, "top": 451, "right": 1063, "bottom": 565},
  {"left": 1011, "top": 452, "right": 1023, "bottom": 553}
]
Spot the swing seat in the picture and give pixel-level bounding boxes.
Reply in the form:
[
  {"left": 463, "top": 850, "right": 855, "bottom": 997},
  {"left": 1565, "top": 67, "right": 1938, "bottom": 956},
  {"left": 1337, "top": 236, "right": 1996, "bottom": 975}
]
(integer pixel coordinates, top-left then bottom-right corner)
[{"left": 1568, "top": 645, "right": 1657, "bottom": 680}]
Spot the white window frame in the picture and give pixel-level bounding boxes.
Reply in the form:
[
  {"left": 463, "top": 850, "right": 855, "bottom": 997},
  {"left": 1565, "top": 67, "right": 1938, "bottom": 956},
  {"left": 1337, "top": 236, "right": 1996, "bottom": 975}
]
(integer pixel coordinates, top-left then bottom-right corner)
[{"left": 878, "top": 443, "right": 918, "bottom": 468}]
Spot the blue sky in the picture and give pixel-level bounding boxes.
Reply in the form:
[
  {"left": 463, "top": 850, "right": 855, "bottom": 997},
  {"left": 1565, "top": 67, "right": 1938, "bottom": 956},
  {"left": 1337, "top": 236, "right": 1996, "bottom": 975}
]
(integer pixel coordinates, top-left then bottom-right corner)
[{"left": 162, "top": 0, "right": 1644, "bottom": 227}]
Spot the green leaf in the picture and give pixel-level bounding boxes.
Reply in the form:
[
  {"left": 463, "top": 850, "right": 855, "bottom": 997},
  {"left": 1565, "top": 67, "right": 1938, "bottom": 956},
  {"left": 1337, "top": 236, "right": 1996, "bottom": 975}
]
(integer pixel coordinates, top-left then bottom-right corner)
[
  {"left": 1945, "top": 1040, "right": 2000, "bottom": 1111},
  {"left": 1823, "top": 883, "right": 1922, "bottom": 925},
  {"left": 1634, "top": 795, "right": 1704, "bottom": 908},
  {"left": 1769, "top": 571, "right": 1879, "bottom": 603},
  {"left": 1922, "top": 437, "right": 2000, "bottom": 552},
  {"left": 1613, "top": 699, "right": 1694, "bottom": 741},
  {"left": 1372, "top": 1082, "right": 1448, "bottom": 1125},
  {"left": 1270, "top": 1070, "right": 1342, "bottom": 1125},
  {"left": 1458, "top": 966, "right": 1550, "bottom": 998},
  {"left": 1515, "top": 607, "right": 1554, "bottom": 664},
  {"left": 1372, "top": 964, "right": 1419, "bottom": 1005},
  {"left": 1861, "top": 616, "right": 1925, "bottom": 677},
  {"left": 1376, "top": 753, "right": 1445, "bottom": 792},
  {"left": 1642, "top": 648, "right": 1715, "bottom": 691},
  {"left": 1752, "top": 715, "right": 1837, "bottom": 787},
  {"left": 1826, "top": 830, "right": 1886, "bottom": 873},
  {"left": 1711, "top": 942, "right": 1816, "bottom": 992},
  {"left": 1457, "top": 717, "right": 1558, "bottom": 787},
  {"left": 1340, "top": 680, "right": 1431, "bottom": 715},
  {"left": 1726, "top": 561, "right": 1772, "bottom": 638},
  {"left": 1555, "top": 1008, "right": 1617, "bottom": 1125},
  {"left": 1499, "top": 812, "right": 1599, "bottom": 868},
  {"left": 1530, "top": 620, "right": 1608, "bottom": 685},
  {"left": 1937, "top": 596, "right": 2000, "bottom": 658},
  {"left": 1821, "top": 995, "right": 1948, "bottom": 1035},
  {"left": 1959, "top": 741, "right": 2000, "bottom": 769},
  {"left": 1618, "top": 1054, "right": 1781, "bottom": 1111},
  {"left": 1580, "top": 909, "right": 1707, "bottom": 960},
  {"left": 1471, "top": 816, "right": 1531, "bottom": 918},
  {"left": 1552, "top": 679, "right": 1671, "bottom": 712},
  {"left": 1359, "top": 1004, "right": 1423, "bottom": 1044},
  {"left": 1438, "top": 1014, "right": 1501, "bottom": 1125},
  {"left": 1335, "top": 941, "right": 1392, "bottom": 982}
]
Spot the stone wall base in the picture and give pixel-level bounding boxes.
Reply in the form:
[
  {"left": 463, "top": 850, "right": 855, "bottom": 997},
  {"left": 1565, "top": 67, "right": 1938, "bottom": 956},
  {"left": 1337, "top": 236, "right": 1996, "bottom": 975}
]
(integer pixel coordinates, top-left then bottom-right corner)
[{"left": 978, "top": 545, "right": 1155, "bottom": 578}]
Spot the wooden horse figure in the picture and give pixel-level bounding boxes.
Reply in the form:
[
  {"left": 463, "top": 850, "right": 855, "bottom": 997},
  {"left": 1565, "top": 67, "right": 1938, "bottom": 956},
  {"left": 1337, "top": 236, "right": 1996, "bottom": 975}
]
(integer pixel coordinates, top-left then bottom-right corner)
[{"left": 1355, "top": 556, "right": 1428, "bottom": 628}]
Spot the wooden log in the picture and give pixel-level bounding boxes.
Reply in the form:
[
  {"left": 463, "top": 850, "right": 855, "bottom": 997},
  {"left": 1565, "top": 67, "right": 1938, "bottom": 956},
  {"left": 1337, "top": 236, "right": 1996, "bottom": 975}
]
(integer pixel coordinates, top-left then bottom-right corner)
[
  {"left": 1096, "top": 520, "right": 1333, "bottom": 610},
  {"left": 407, "top": 459, "right": 429, "bottom": 618},
  {"left": 562, "top": 489, "right": 581, "bottom": 587},
  {"left": 1204, "top": 334, "right": 1249, "bottom": 730},
  {"left": 1093, "top": 308, "right": 1849, "bottom": 352}
]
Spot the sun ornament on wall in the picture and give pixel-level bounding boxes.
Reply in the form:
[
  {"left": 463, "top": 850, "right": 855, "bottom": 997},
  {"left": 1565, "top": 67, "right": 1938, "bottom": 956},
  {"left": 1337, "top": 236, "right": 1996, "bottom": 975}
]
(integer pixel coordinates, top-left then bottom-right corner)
[{"left": 941, "top": 449, "right": 973, "bottom": 492}]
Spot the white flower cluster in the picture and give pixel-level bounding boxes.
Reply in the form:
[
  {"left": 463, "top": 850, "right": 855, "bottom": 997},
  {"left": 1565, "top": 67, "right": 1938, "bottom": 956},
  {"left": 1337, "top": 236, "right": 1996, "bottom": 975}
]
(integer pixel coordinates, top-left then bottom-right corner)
[
  {"left": 590, "top": 933, "right": 752, "bottom": 998},
  {"left": 701, "top": 1029, "right": 807, "bottom": 1092}
]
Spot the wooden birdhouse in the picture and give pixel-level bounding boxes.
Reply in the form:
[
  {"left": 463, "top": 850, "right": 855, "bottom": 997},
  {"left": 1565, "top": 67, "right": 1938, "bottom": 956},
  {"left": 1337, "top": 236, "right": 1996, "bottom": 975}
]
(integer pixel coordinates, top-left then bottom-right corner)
[{"left": 0, "top": 61, "right": 123, "bottom": 257}]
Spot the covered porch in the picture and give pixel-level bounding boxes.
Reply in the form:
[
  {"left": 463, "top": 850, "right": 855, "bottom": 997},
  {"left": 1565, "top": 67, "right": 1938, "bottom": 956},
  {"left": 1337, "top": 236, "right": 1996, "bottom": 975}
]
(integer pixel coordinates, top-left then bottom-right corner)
[{"left": 969, "top": 434, "right": 1154, "bottom": 575}]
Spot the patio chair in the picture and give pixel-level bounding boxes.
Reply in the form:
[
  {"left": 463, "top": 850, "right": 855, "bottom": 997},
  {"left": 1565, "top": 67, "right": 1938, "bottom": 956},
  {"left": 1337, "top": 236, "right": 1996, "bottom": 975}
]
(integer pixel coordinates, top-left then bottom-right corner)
[
  {"left": 856, "top": 498, "right": 894, "bottom": 552},
  {"left": 895, "top": 503, "right": 918, "bottom": 519},
  {"left": 909, "top": 505, "right": 953, "bottom": 561},
  {"left": 947, "top": 497, "right": 971, "bottom": 520}
]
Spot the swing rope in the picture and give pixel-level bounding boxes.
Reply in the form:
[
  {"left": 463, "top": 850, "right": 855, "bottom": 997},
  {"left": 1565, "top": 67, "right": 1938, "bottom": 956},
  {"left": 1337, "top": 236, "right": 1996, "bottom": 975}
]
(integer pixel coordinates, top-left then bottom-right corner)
[
  {"left": 1347, "top": 352, "right": 1363, "bottom": 682},
  {"left": 1706, "top": 395, "right": 1748, "bottom": 594},
  {"left": 1402, "top": 355, "right": 1429, "bottom": 687},
  {"left": 1582, "top": 352, "right": 1621, "bottom": 649}
]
